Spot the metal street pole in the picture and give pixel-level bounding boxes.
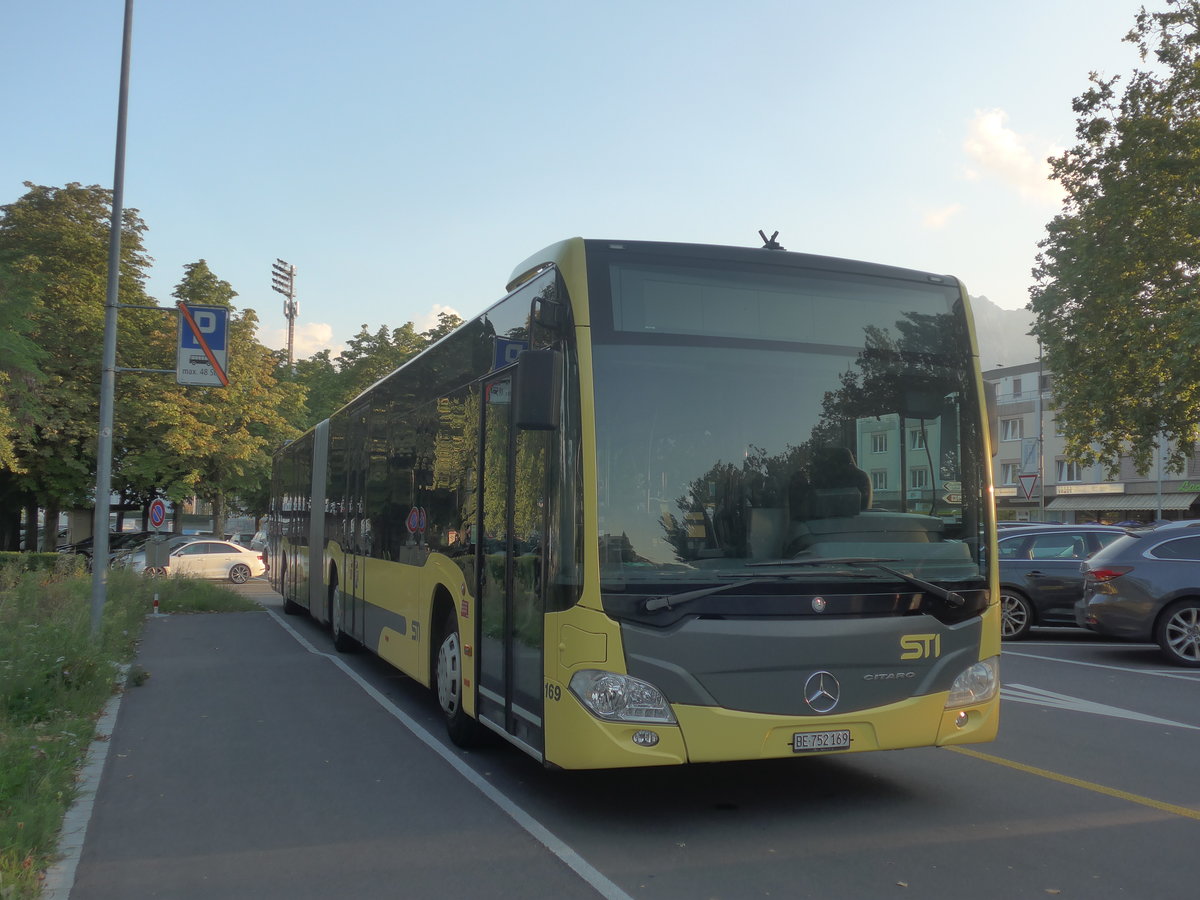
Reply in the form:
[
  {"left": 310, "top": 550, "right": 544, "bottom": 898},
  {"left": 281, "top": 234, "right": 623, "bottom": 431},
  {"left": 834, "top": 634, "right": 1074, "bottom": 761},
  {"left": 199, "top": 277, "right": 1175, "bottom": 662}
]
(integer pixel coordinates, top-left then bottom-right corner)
[
  {"left": 1038, "top": 344, "right": 1046, "bottom": 523},
  {"left": 1156, "top": 431, "right": 1164, "bottom": 521},
  {"left": 91, "top": 0, "right": 135, "bottom": 638}
]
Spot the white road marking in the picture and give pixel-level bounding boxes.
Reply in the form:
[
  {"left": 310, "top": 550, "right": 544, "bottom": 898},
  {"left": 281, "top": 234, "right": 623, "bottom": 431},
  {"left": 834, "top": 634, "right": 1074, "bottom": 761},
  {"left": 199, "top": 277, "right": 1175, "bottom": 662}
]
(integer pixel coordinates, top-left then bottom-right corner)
[
  {"left": 1004, "top": 648, "right": 1200, "bottom": 682},
  {"left": 267, "top": 608, "right": 636, "bottom": 900},
  {"left": 1003, "top": 682, "right": 1200, "bottom": 730}
]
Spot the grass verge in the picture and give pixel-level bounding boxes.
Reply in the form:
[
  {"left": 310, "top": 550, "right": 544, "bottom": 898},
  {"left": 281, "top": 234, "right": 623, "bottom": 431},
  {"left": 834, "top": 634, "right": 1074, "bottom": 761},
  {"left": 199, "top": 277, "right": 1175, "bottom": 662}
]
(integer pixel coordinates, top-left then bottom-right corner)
[{"left": 0, "top": 561, "right": 259, "bottom": 898}]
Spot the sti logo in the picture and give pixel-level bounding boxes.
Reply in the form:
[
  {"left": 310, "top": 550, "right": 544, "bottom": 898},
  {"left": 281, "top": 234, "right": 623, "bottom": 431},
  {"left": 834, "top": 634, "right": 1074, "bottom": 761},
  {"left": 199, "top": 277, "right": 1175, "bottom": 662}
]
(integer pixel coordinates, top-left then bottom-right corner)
[{"left": 900, "top": 634, "right": 942, "bottom": 660}]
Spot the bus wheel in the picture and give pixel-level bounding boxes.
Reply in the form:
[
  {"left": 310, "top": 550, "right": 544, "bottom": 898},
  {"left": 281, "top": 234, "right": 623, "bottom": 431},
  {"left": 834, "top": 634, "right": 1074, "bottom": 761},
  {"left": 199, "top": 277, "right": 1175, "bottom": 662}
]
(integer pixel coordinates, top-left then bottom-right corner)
[
  {"left": 436, "top": 612, "right": 484, "bottom": 747},
  {"left": 999, "top": 589, "right": 1033, "bottom": 640},
  {"left": 329, "top": 580, "right": 355, "bottom": 653},
  {"left": 280, "top": 560, "right": 303, "bottom": 615}
]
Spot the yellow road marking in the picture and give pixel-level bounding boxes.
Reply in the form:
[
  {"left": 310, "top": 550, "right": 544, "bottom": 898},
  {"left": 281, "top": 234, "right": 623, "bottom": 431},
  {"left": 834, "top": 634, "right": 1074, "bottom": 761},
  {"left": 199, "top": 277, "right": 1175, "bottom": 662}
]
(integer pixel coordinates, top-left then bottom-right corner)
[{"left": 948, "top": 746, "right": 1200, "bottom": 822}]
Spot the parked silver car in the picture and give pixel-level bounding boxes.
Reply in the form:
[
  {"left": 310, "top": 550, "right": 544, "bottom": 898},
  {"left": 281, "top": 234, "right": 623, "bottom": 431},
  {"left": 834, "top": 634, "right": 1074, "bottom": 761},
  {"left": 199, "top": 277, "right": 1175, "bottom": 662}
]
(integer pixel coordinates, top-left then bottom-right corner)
[
  {"left": 1077, "top": 521, "right": 1200, "bottom": 667},
  {"left": 121, "top": 537, "right": 266, "bottom": 584}
]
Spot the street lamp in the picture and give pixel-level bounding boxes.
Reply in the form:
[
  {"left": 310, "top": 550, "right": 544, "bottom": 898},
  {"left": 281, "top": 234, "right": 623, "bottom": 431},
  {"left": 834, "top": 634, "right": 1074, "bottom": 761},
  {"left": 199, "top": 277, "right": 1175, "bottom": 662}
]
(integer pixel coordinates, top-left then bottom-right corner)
[{"left": 271, "top": 258, "right": 297, "bottom": 369}]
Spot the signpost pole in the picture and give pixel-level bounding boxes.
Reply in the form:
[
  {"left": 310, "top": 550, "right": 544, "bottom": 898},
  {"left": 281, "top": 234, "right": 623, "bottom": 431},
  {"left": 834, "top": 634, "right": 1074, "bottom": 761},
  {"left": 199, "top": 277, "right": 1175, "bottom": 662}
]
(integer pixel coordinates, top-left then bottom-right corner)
[{"left": 91, "top": 0, "right": 135, "bottom": 639}]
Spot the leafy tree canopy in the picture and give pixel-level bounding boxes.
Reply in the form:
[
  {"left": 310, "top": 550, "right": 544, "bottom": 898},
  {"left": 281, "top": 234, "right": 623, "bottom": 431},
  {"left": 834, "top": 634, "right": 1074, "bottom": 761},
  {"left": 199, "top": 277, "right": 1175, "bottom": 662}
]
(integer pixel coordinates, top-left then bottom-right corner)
[
  {"left": 0, "top": 183, "right": 152, "bottom": 508},
  {"left": 1030, "top": 0, "right": 1200, "bottom": 476}
]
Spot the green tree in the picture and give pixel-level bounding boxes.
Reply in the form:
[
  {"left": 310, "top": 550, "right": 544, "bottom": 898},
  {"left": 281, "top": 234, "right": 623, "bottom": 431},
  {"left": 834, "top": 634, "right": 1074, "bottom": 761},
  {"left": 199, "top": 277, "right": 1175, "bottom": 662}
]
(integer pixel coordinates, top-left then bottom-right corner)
[
  {"left": 0, "top": 183, "right": 153, "bottom": 547},
  {"left": 289, "top": 348, "right": 341, "bottom": 426},
  {"left": 1030, "top": 0, "right": 1200, "bottom": 475},
  {"left": 150, "top": 261, "right": 304, "bottom": 534},
  {"left": 0, "top": 264, "right": 48, "bottom": 549},
  {"left": 0, "top": 263, "right": 46, "bottom": 471}
]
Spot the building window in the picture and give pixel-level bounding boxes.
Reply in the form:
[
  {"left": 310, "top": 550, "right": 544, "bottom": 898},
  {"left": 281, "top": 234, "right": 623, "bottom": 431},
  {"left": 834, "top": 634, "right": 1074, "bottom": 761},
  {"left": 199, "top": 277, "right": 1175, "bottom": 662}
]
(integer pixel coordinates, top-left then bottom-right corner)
[
  {"left": 1057, "top": 459, "right": 1083, "bottom": 483},
  {"left": 1001, "top": 418, "right": 1023, "bottom": 441},
  {"left": 870, "top": 433, "right": 888, "bottom": 453},
  {"left": 1001, "top": 463, "right": 1019, "bottom": 485},
  {"left": 910, "top": 467, "right": 930, "bottom": 488},
  {"left": 909, "top": 429, "right": 926, "bottom": 451},
  {"left": 1012, "top": 378, "right": 1022, "bottom": 399},
  {"left": 871, "top": 470, "right": 888, "bottom": 491}
]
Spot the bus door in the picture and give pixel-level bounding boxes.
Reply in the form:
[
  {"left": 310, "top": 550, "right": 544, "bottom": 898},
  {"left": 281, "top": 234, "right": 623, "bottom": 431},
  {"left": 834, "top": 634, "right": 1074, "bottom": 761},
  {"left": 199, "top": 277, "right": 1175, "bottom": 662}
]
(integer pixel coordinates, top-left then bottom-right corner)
[
  {"left": 339, "top": 404, "right": 369, "bottom": 634},
  {"left": 477, "top": 372, "right": 548, "bottom": 756}
]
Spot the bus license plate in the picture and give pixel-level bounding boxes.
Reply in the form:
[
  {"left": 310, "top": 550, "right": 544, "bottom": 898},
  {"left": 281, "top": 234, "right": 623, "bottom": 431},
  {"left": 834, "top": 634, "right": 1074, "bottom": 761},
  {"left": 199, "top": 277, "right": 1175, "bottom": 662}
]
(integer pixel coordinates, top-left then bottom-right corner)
[{"left": 793, "top": 729, "right": 851, "bottom": 752}]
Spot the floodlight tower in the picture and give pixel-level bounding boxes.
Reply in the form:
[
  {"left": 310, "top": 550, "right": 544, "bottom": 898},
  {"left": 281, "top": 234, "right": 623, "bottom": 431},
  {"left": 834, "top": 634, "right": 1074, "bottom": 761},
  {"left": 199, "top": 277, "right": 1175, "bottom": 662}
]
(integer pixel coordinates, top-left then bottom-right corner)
[{"left": 271, "top": 258, "right": 297, "bottom": 369}]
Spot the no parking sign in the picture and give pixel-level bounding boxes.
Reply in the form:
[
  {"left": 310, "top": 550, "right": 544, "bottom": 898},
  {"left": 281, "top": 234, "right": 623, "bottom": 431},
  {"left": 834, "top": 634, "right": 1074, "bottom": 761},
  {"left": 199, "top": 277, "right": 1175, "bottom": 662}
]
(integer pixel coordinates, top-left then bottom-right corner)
[
  {"left": 149, "top": 499, "right": 167, "bottom": 530},
  {"left": 405, "top": 507, "right": 427, "bottom": 534}
]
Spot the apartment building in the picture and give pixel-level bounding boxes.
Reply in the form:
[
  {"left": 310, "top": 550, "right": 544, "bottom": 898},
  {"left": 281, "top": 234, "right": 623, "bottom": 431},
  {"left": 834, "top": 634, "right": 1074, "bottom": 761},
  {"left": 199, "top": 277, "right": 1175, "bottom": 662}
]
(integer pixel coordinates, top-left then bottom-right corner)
[{"left": 983, "top": 361, "right": 1200, "bottom": 524}]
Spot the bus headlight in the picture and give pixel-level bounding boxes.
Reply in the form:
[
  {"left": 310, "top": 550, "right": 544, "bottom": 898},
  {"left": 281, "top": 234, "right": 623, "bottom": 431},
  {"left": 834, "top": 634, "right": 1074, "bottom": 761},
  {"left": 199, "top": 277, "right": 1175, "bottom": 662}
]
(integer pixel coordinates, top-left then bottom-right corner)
[
  {"left": 945, "top": 656, "right": 999, "bottom": 708},
  {"left": 569, "top": 670, "right": 677, "bottom": 724}
]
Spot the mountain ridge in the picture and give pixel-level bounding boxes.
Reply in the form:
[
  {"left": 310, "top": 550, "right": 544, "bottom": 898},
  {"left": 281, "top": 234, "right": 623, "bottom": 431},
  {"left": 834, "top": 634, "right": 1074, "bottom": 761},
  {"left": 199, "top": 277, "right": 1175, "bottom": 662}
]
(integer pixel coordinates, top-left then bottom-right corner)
[{"left": 970, "top": 295, "right": 1039, "bottom": 370}]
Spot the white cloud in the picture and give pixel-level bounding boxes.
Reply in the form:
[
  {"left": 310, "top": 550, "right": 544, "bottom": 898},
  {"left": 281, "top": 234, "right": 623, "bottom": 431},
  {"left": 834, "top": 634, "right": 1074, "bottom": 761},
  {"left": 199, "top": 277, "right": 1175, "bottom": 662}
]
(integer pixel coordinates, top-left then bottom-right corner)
[
  {"left": 922, "top": 203, "right": 964, "bottom": 230},
  {"left": 263, "top": 322, "right": 339, "bottom": 358},
  {"left": 259, "top": 304, "right": 463, "bottom": 362},
  {"left": 415, "top": 303, "right": 462, "bottom": 332},
  {"left": 963, "top": 109, "right": 1063, "bottom": 205}
]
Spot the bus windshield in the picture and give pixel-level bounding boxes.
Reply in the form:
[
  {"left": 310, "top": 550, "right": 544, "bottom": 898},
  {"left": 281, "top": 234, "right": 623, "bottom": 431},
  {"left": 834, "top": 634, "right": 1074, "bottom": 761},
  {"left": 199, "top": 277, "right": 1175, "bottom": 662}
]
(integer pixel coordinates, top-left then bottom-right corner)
[{"left": 590, "top": 254, "right": 987, "bottom": 595}]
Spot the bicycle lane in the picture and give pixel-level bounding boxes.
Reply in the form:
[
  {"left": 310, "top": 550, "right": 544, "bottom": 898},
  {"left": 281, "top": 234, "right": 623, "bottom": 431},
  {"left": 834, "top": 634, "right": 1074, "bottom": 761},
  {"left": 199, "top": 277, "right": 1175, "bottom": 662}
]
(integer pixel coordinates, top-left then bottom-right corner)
[{"left": 60, "top": 609, "right": 604, "bottom": 900}]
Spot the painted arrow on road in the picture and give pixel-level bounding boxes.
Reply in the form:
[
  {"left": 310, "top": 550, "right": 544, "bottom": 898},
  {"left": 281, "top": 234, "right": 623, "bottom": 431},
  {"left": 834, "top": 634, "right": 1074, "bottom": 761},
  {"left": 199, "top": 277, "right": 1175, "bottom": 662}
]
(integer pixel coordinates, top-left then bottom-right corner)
[{"left": 1003, "top": 683, "right": 1200, "bottom": 731}]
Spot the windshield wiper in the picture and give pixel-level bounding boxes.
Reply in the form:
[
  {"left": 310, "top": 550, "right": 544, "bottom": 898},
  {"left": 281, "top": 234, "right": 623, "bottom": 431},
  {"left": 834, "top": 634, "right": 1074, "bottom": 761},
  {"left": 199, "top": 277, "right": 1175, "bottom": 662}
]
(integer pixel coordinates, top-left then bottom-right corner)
[
  {"left": 641, "top": 558, "right": 968, "bottom": 613},
  {"left": 754, "top": 556, "right": 966, "bottom": 608},
  {"left": 643, "top": 577, "right": 779, "bottom": 612}
]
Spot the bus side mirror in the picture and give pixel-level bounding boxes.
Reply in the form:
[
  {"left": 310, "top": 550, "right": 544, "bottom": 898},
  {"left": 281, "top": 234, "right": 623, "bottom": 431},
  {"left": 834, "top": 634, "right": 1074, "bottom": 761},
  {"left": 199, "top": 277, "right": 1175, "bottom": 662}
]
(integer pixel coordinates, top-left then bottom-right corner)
[
  {"left": 533, "top": 295, "right": 564, "bottom": 330},
  {"left": 515, "top": 348, "right": 561, "bottom": 430}
]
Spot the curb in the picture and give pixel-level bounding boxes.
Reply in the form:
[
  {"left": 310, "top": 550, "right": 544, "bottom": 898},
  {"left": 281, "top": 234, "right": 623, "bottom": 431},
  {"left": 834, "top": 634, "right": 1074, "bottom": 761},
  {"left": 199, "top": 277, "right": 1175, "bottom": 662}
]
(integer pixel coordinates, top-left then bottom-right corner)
[{"left": 41, "top": 664, "right": 131, "bottom": 900}]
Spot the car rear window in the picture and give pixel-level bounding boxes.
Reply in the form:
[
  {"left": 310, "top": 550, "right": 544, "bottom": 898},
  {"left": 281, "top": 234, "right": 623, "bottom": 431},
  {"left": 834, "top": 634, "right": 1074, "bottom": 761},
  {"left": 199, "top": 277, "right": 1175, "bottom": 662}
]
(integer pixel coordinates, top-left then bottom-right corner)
[{"left": 1149, "top": 536, "right": 1200, "bottom": 561}]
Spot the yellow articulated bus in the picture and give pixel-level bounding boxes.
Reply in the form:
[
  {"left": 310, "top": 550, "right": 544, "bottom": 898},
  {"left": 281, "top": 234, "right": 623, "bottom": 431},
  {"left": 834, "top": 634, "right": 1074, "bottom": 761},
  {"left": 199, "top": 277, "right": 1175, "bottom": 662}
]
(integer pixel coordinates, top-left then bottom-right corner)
[{"left": 269, "top": 237, "right": 1000, "bottom": 769}]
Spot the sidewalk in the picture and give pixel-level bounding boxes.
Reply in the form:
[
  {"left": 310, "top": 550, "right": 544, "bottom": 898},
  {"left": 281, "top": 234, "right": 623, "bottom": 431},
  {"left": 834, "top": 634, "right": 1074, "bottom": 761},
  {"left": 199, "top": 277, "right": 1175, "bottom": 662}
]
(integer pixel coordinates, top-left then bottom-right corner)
[{"left": 54, "top": 603, "right": 597, "bottom": 899}]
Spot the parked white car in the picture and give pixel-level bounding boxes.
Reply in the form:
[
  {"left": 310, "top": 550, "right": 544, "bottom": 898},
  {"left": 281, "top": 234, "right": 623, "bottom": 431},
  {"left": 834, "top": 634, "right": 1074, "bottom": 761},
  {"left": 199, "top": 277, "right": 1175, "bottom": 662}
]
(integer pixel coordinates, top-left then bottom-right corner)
[{"left": 124, "top": 538, "right": 266, "bottom": 583}]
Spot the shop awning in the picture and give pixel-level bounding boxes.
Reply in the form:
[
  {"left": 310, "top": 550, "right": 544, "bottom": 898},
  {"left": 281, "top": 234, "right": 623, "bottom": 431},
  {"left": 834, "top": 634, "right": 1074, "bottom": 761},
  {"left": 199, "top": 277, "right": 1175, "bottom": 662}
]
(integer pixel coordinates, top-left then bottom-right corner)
[{"left": 1046, "top": 493, "right": 1199, "bottom": 511}]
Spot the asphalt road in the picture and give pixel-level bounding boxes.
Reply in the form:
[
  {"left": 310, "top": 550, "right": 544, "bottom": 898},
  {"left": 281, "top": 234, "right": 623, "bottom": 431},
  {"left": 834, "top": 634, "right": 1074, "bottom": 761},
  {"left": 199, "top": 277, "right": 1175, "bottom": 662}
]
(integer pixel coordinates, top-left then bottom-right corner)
[{"left": 63, "top": 579, "right": 1200, "bottom": 899}]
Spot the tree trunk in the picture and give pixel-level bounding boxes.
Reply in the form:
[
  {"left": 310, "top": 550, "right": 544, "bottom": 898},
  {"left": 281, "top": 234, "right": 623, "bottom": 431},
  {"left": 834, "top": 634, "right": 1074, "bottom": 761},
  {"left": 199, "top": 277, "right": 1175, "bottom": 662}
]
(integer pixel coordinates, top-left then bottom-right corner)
[
  {"left": 212, "top": 493, "right": 226, "bottom": 540},
  {"left": 42, "top": 501, "right": 61, "bottom": 551}
]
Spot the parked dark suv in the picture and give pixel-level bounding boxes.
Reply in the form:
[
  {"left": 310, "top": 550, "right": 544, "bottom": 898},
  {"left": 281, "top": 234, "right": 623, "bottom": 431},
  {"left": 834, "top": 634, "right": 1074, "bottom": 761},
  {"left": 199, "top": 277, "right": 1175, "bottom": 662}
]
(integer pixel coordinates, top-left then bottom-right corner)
[
  {"left": 997, "top": 524, "right": 1129, "bottom": 640},
  {"left": 1077, "top": 521, "right": 1200, "bottom": 667}
]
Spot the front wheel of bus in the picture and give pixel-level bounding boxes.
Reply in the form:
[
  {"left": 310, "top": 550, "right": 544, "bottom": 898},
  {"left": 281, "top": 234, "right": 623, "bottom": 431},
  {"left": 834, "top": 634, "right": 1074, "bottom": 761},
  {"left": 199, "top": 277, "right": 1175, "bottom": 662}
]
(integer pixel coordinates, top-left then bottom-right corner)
[{"left": 436, "top": 613, "right": 484, "bottom": 747}]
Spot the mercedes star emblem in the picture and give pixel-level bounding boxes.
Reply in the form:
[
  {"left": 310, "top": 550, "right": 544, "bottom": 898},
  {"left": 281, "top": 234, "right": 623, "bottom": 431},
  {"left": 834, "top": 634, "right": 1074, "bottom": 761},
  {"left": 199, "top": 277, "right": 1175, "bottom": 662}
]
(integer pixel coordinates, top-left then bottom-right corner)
[{"left": 804, "top": 670, "right": 841, "bottom": 713}]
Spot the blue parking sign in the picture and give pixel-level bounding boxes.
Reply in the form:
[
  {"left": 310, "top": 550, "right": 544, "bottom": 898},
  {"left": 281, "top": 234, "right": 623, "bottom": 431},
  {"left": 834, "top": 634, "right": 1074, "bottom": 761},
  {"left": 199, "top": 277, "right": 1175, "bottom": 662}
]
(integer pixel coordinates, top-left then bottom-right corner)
[
  {"left": 177, "top": 304, "right": 230, "bottom": 386},
  {"left": 180, "top": 306, "right": 228, "bottom": 351},
  {"left": 493, "top": 337, "right": 528, "bottom": 371}
]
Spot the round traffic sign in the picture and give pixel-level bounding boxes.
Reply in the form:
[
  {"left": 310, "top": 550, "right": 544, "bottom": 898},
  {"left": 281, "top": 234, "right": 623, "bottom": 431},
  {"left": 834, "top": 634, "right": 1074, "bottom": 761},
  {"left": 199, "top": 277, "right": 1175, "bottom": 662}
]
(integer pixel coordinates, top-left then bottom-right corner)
[{"left": 149, "top": 499, "right": 167, "bottom": 529}]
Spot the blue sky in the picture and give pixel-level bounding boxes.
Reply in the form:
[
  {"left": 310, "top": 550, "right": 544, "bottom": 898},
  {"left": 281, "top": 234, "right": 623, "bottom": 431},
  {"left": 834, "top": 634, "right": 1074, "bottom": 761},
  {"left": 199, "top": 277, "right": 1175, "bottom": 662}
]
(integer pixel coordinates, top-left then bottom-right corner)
[{"left": 3, "top": 1, "right": 1156, "bottom": 357}]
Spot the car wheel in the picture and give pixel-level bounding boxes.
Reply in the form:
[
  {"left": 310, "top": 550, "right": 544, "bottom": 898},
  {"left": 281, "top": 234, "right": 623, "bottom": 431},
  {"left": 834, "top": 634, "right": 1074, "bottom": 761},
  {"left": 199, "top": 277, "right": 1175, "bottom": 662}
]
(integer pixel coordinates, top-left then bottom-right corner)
[
  {"left": 999, "top": 589, "right": 1034, "bottom": 640},
  {"left": 145, "top": 566, "right": 166, "bottom": 577},
  {"left": 228, "top": 563, "right": 252, "bottom": 584},
  {"left": 1155, "top": 599, "right": 1200, "bottom": 668},
  {"left": 435, "top": 611, "right": 484, "bottom": 747}
]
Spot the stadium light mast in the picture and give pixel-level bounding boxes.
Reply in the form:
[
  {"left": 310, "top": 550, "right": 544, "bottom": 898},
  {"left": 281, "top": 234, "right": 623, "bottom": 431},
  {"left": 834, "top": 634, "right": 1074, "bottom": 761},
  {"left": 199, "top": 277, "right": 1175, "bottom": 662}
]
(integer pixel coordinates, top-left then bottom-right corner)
[{"left": 271, "top": 258, "right": 297, "bottom": 370}]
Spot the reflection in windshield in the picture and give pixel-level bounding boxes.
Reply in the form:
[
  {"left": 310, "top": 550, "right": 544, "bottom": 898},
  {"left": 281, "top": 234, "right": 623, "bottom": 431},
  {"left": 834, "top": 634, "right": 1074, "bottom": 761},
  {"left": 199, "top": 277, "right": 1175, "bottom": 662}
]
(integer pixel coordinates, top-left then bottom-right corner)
[{"left": 593, "top": 314, "right": 985, "bottom": 589}]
